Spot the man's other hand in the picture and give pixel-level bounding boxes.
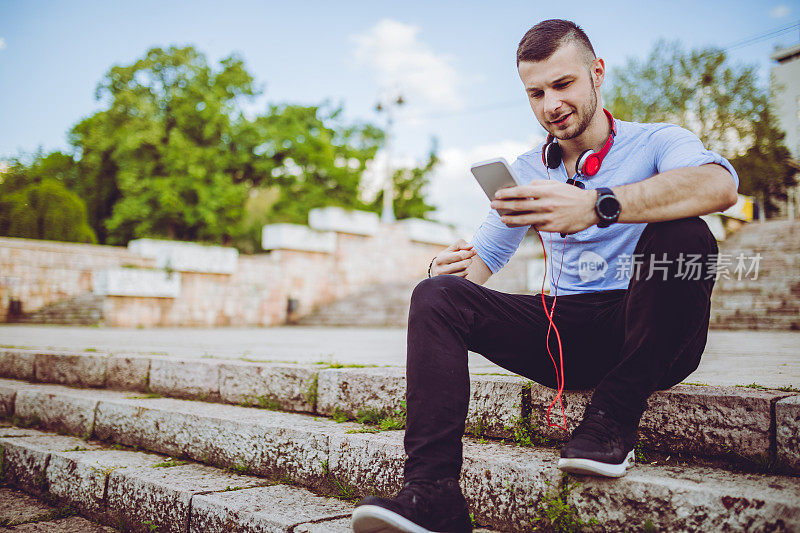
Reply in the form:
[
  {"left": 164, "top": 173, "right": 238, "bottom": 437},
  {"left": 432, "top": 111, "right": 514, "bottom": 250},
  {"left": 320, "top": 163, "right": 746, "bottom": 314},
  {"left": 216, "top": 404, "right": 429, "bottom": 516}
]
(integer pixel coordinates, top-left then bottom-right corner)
[
  {"left": 491, "top": 181, "right": 600, "bottom": 233},
  {"left": 431, "top": 239, "right": 476, "bottom": 278}
]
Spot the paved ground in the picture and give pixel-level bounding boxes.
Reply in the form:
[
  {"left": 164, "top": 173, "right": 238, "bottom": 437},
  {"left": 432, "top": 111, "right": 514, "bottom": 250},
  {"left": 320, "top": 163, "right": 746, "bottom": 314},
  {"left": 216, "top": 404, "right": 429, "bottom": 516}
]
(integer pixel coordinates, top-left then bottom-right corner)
[
  {"left": 0, "top": 486, "right": 114, "bottom": 531},
  {"left": 0, "top": 325, "right": 797, "bottom": 388}
]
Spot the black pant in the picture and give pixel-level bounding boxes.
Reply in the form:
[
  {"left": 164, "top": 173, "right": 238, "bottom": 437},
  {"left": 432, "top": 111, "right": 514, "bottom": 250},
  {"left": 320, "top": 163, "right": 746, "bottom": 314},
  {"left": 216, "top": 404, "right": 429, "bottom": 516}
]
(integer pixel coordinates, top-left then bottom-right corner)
[{"left": 404, "top": 217, "right": 718, "bottom": 482}]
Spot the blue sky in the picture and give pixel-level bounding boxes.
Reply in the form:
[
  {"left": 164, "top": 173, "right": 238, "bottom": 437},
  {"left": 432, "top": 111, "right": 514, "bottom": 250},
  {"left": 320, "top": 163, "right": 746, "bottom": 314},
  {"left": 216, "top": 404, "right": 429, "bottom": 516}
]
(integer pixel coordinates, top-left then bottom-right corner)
[{"left": 1, "top": 0, "right": 798, "bottom": 230}]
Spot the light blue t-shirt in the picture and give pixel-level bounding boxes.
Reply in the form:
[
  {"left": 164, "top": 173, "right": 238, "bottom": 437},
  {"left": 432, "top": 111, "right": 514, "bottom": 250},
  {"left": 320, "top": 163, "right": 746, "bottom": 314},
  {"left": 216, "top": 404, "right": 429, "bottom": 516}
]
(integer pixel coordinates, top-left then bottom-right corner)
[{"left": 471, "top": 119, "right": 739, "bottom": 295}]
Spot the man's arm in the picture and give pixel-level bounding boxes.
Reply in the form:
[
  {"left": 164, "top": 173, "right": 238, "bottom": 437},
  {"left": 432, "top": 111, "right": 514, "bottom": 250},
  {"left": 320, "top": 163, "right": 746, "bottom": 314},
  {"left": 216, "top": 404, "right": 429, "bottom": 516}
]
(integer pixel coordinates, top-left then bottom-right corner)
[
  {"left": 492, "top": 164, "right": 739, "bottom": 233},
  {"left": 465, "top": 254, "right": 493, "bottom": 285},
  {"left": 614, "top": 163, "right": 738, "bottom": 223}
]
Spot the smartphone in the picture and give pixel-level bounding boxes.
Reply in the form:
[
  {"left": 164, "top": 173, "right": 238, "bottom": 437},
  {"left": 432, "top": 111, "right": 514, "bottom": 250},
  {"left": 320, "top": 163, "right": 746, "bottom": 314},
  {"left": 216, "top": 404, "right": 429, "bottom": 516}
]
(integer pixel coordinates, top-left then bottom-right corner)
[{"left": 470, "top": 158, "right": 522, "bottom": 215}]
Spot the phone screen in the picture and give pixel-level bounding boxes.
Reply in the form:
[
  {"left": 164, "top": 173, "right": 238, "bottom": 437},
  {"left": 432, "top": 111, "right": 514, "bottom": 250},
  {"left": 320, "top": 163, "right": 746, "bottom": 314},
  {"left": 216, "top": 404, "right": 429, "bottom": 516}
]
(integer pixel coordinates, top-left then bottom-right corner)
[{"left": 470, "top": 160, "right": 521, "bottom": 215}]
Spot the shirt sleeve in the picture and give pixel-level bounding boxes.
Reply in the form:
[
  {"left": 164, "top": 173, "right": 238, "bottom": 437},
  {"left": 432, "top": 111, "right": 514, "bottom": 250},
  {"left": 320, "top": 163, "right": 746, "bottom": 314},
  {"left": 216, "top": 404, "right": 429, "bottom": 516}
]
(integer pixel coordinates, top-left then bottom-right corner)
[
  {"left": 470, "top": 157, "right": 532, "bottom": 274},
  {"left": 650, "top": 124, "right": 739, "bottom": 188}
]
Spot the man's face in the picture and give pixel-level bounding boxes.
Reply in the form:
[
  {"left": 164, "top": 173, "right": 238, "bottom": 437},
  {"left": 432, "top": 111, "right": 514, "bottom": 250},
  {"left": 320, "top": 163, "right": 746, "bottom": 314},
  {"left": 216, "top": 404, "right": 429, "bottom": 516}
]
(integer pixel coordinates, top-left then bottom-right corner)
[{"left": 518, "top": 42, "right": 601, "bottom": 141}]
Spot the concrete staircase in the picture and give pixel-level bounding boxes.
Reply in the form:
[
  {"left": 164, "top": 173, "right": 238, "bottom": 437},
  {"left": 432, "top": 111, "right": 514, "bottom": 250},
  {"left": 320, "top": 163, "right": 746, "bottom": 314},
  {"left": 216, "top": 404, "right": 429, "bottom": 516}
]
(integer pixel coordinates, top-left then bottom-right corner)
[
  {"left": 295, "top": 282, "right": 416, "bottom": 327},
  {"left": 0, "top": 348, "right": 798, "bottom": 532},
  {"left": 8, "top": 294, "right": 105, "bottom": 326},
  {"left": 711, "top": 220, "right": 800, "bottom": 330}
]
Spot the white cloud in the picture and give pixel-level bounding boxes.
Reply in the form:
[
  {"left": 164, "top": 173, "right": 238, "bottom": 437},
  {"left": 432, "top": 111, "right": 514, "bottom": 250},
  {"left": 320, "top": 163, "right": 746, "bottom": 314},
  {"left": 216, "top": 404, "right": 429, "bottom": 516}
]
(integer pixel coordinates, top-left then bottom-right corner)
[
  {"left": 426, "top": 137, "right": 544, "bottom": 233},
  {"left": 770, "top": 5, "right": 791, "bottom": 17},
  {"left": 351, "top": 19, "right": 463, "bottom": 112},
  {"left": 0, "top": 38, "right": 6, "bottom": 51}
]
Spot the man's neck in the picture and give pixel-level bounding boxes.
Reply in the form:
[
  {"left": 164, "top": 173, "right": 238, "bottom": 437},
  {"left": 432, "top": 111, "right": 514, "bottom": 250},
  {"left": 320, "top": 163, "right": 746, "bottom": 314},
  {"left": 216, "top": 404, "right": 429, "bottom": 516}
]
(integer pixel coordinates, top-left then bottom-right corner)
[{"left": 559, "top": 106, "right": 611, "bottom": 162}]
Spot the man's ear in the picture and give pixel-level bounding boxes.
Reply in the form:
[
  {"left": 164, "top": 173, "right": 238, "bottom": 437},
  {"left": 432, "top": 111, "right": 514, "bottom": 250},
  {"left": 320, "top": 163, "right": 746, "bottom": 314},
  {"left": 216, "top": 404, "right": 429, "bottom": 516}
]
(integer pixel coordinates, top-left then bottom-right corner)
[{"left": 592, "top": 57, "right": 605, "bottom": 88}]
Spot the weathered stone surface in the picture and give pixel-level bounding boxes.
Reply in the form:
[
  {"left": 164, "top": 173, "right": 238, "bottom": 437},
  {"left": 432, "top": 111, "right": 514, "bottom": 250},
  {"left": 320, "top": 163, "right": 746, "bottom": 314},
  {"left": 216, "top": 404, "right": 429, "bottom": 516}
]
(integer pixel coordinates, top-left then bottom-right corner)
[
  {"left": 467, "top": 375, "right": 526, "bottom": 439},
  {"left": 317, "top": 367, "right": 405, "bottom": 417},
  {"left": 15, "top": 388, "right": 97, "bottom": 437},
  {"left": 640, "top": 385, "right": 793, "bottom": 459},
  {"left": 106, "top": 354, "right": 151, "bottom": 391},
  {"left": 527, "top": 383, "right": 591, "bottom": 441},
  {"left": 0, "top": 434, "right": 103, "bottom": 494},
  {"left": 12, "top": 385, "right": 129, "bottom": 438},
  {"left": 33, "top": 351, "right": 108, "bottom": 387},
  {"left": 148, "top": 358, "right": 221, "bottom": 401},
  {"left": 0, "top": 382, "right": 19, "bottom": 418},
  {"left": 460, "top": 438, "right": 800, "bottom": 532},
  {"left": 776, "top": 394, "right": 800, "bottom": 471},
  {"left": 0, "top": 425, "right": 43, "bottom": 438},
  {"left": 219, "top": 361, "right": 317, "bottom": 412},
  {"left": 46, "top": 449, "right": 166, "bottom": 516},
  {"left": 327, "top": 430, "right": 405, "bottom": 498},
  {"left": 528, "top": 383, "right": 792, "bottom": 460},
  {"left": 0, "top": 349, "right": 35, "bottom": 380},
  {"left": 294, "top": 518, "right": 354, "bottom": 532},
  {"left": 95, "top": 398, "right": 335, "bottom": 484},
  {"left": 461, "top": 439, "right": 562, "bottom": 529},
  {"left": 189, "top": 485, "right": 353, "bottom": 532},
  {"left": 1, "top": 515, "right": 116, "bottom": 532},
  {"left": 319, "top": 370, "right": 522, "bottom": 439},
  {"left": 0, "top": 487, "right": 55, "bottom": 526},
  {"left": 106, "top": 462, "right": 264, "bottom": 533}
]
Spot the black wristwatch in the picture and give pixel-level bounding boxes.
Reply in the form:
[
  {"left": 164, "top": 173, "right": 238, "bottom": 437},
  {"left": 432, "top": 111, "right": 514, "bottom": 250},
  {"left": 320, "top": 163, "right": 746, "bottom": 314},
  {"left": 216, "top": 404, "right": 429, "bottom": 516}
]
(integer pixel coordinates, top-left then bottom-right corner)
[{"left": 595, "top": 187, "right": 620, "bottom": 228}]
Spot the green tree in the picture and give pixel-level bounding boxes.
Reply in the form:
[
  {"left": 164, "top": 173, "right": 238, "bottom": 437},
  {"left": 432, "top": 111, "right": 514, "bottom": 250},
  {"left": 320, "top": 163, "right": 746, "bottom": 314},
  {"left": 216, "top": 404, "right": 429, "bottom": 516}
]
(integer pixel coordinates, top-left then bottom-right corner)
[
  {"left": 369, "top": 140, "right": 438, "bottom": 220},
  {"left": 225, "top": 103, "right": 384, "bottom": 251},
  {"left": 7, "top": 45, "right": 437, "bottom": 250},
  {"left": 0, "top": 150, "right": 78, "bottom": 196},
  {"left": 606, "top": 40, "right": 763, "bottom": 156},
  {"left": 606, "top": 40, "right": 796, "bottom": 213},
  {"left": 70, "top": 46, "right": 256, "bottom": 244},
  {"left": 0, "top": 178, "right": 96, "bottom": 243},
  {"left": 731, "top": 106, "right": 798, "bottom": 217}
]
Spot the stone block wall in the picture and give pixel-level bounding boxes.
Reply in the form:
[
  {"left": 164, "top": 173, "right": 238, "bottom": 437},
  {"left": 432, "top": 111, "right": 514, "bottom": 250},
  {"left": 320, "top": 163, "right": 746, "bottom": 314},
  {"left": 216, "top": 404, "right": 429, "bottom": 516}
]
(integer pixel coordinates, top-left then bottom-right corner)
[
  {"left": 1, "top": 216, "right": 455, "bottom": 328},
  {"left": 0, "top": 238, "right": 154, "bottom": 323}
]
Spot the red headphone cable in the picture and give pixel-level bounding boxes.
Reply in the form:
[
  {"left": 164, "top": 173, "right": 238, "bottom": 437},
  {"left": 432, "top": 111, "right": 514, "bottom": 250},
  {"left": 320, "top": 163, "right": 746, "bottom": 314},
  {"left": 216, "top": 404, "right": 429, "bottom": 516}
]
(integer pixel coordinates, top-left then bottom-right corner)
[{"left": 535, "top": 229, "right": 569, "bottom": 430}]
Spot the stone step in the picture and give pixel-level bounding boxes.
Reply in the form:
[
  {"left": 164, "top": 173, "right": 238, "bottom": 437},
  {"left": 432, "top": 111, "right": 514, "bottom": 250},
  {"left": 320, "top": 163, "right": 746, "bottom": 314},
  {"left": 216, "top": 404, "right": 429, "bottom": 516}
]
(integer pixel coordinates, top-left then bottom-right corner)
[
  {"left": 0, "top": 425, "right": 356, "bottom": 532},
  {"left": 1, "top": 348, "right": 797, "bottom": 469},
  {"left": 1, "top": 382, "right": 798, "bottom": 531},
  {"left": 296, "top": 281, "right": 417, "bottom": 327},
  {"left": 0, "top": 485, "right": 116, "bottom": 532},
  {"left": 10, "top": 293, "right": 106, "bottom": 326}
]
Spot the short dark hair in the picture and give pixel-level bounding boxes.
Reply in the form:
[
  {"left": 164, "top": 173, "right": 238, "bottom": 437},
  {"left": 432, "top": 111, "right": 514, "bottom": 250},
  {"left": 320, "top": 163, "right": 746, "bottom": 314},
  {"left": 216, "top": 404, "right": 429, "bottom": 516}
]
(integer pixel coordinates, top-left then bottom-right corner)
[{"left": 516, "top": 19, "right": 596, "bottom": 67}]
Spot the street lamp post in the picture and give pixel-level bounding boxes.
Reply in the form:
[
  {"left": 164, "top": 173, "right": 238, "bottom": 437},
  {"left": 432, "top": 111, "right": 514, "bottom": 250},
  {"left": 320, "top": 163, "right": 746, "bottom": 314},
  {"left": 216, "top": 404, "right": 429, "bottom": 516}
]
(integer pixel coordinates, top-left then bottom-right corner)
[{"left": 375, "top": 93, "right": 404, "bottom": 224}]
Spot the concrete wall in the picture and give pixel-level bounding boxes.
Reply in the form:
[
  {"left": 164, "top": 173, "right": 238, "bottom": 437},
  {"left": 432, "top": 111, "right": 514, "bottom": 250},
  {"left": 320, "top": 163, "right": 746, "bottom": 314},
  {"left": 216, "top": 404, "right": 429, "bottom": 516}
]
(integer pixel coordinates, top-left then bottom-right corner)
[
  {"left": 0, "top": 238, "right": 154, "bottom": 323},
  {"left": 0, "top": 215, "right": 474, "bottom": 327}
]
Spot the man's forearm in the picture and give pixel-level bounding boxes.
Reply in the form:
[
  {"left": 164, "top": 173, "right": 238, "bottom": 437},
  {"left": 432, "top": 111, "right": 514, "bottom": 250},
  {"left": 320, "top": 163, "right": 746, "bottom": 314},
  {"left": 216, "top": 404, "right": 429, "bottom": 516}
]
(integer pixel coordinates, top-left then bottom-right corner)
[
  {"left": 465, "top": 254, "right": 493, "bottom": 285},
  {"left": 614, "top": 164, "right": 738, "bottom": 224}
]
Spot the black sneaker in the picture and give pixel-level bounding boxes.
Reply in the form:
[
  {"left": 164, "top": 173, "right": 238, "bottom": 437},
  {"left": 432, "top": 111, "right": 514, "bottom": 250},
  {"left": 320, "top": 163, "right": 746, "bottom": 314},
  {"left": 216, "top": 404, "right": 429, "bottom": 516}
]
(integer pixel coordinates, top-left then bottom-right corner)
[
  {"left": 351, "top": 478, "right": 472, "bottom": 533},
  {"left": 557, "top": 405, "right": 637, "bottom": 478}
]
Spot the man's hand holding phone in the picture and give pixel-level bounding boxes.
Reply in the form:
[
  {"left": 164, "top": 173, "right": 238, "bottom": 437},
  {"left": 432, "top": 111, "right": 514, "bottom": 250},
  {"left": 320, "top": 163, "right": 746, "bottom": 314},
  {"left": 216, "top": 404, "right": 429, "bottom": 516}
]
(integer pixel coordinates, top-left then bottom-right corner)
[
  {"left": 491, "top": 181, "right": 598, "bottom": 234},
  {"left": 430, "top": 239, "right": 476, "bottom": 278}
]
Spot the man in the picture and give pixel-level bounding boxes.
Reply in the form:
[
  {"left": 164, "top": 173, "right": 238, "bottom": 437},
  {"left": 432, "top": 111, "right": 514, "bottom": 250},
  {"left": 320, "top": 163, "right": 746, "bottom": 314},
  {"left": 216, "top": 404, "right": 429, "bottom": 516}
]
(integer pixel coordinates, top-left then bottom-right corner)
[{"left": 351, "top": 19, "right": 738, "bottom": 533}]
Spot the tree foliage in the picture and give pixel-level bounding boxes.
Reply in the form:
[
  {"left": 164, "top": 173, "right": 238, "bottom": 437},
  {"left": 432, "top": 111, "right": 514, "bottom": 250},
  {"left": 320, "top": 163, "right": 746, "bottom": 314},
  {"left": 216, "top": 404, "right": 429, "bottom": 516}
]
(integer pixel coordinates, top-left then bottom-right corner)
[
  {"left": 3, "top": 45, "right": 436, "bottom": 248},
  {"left": 369, "top": 140, "right": 438, "bottom": 220},
  {"left": 70, "top": 46, "right": 256, "bottom": 244},
  {"left": 607, "top": 40, "right": 797, "bottom": 213},
  {"left": 0, "top": 178, "right": 97, "bottom": 243},
  {"left": 731, "top": 106, "right": 798, "bottom": 216},
  {"left": 607, "top": 40, "right": 762, "bottom": 156}
]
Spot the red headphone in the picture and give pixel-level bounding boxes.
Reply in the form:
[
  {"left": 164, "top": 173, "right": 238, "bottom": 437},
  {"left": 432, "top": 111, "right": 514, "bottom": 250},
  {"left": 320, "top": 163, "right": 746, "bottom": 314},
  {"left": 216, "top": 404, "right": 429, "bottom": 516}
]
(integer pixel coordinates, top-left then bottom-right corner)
[{"left": 541, "top": 108, "right": 616, "bottom": 177}]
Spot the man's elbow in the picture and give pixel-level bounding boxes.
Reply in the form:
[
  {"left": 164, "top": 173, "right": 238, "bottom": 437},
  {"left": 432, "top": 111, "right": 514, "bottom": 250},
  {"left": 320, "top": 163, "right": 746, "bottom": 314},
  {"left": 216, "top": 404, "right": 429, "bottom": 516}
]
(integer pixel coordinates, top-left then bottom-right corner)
[
  {"left": 722, "top": 177, "right": 739, "bottom": 210},
  {"left": 709, "top": 165, "right": 738, "bottom": 210}
]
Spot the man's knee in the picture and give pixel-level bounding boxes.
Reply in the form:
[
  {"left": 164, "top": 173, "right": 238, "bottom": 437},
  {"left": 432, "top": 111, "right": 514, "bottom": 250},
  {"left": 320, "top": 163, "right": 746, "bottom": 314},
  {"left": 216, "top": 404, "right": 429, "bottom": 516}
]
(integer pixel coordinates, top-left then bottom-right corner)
[
  {"left": 410, "top": 275, "right": 473, "bottom": 315},
  {"left": 639, "top": 217, "right": 716, "bottom": 256}
]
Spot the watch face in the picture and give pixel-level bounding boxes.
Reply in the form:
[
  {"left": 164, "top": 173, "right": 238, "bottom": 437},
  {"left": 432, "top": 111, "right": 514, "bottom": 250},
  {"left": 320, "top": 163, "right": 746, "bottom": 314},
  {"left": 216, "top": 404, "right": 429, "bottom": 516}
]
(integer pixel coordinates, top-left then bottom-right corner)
[{"left": 598, "top": 195, "right": 620, "bottom": 219}]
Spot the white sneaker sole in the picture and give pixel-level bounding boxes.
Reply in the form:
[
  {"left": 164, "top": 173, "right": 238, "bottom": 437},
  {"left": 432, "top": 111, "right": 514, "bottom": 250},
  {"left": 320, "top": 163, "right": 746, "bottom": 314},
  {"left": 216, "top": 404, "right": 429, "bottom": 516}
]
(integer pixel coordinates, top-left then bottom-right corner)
[
  {"left": 351, "top": 505, "right": 438, "bottom": 533},
  {"left": 557, "top": 449, "right": 635, "bottom": 478}
]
